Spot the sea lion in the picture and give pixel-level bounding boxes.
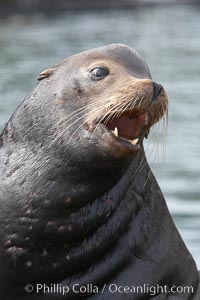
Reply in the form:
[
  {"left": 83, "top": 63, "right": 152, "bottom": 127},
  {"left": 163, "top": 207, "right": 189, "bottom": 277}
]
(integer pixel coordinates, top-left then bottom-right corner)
[{"left": 0, "top": 44, "right": 199, "bottom": 299}]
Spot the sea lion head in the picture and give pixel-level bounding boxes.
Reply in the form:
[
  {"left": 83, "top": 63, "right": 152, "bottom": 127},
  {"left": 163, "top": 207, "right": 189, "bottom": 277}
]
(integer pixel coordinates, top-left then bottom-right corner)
[
  {"left": 37, "top": 44, "right": 168, "bottom": 169},
  {"left": 0, "top": 44, "right": 168, "bottom": 203}
]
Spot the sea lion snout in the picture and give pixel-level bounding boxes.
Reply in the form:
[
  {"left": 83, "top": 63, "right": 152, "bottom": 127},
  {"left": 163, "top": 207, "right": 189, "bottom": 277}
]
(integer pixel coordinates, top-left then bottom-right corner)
[{"left": 83, "top": 74, "right": 168, "bottom": 159}]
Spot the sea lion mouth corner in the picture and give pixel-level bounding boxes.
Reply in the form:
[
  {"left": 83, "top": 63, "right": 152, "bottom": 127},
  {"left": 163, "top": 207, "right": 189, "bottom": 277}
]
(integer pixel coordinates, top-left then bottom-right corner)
[{"left": 90, "top": 109, "right": 152, "bottom": 152}]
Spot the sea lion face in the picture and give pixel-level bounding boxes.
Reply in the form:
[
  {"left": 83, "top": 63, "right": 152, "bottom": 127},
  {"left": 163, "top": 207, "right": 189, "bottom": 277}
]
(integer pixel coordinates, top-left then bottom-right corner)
[{"left": 38, "top": 44, "right": 168, "bottom": 167}]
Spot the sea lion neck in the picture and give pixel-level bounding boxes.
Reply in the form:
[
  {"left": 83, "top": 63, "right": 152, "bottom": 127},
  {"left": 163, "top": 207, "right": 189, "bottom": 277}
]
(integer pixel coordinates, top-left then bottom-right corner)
[{"left": 0, "top": 143, "right": 149, "bottom": 293}]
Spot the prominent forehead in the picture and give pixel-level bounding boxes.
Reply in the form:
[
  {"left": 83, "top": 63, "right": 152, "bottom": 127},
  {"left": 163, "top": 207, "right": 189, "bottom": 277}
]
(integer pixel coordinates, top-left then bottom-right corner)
[{"left": 67, "top": 44, "right": 151, "bottom": 80}]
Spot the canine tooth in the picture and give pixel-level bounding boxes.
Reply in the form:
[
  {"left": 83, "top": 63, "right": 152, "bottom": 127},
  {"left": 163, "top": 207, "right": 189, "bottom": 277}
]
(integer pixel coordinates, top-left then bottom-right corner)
[
  {"left": 131, "top": 138, "right": 139, "bottom": 145},
  {"left": 114, "top": 127, "right": 118, "bottom": 136}
]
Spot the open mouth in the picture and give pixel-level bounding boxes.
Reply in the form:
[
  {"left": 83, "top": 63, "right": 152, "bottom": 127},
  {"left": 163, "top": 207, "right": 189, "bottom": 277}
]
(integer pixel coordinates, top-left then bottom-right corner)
[{"left": 97, "top": 109, "right": 151, "bottom": 148}]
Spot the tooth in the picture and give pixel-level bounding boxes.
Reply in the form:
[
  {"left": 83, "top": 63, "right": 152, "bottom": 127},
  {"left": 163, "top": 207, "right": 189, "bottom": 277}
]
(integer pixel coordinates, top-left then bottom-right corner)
[
  {"left": 131, "top": 138, "right": 139, "bottom": 145},
  {"left": 114, "top": 127, "right": 118, "bottom": 136}
]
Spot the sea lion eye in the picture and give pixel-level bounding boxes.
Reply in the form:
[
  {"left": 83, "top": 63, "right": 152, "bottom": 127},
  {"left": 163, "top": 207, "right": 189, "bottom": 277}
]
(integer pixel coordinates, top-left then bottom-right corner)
[{"left": 90, "top": 67, "right": 109, "bottom": 80}]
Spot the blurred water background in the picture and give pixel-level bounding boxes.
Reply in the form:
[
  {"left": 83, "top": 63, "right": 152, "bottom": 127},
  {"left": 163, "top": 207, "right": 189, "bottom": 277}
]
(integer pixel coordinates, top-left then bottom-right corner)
[{"left": 0, "top": 4, "right": 199, "bottom": 267}]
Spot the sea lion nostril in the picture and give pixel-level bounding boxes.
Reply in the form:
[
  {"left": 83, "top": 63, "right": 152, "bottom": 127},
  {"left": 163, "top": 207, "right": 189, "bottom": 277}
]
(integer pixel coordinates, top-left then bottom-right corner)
[{"left": 152, "top": 82, "right": 163, "bottom": 101}]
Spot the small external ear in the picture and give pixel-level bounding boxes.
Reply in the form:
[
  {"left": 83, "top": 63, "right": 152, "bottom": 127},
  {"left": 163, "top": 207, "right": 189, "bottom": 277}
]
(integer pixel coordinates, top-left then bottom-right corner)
[{"left": 37, "top": 65, "right": 58, "bottom": 81}]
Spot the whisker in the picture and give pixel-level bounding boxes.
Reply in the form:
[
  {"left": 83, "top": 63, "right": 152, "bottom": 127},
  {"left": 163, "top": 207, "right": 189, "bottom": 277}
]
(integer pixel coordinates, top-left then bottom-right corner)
[
  {"left": 50, "top": 99, "right": 107, "bottom": 132},
  {"left": 68, "top": 99, "right": 126, "bottom": 143},
  {"left": 49, "top": 104, "right": 106, "bottom": 147},
  {"left": 143, "top": 169, "right": 152, "bottom": 188},
  {"left": 88, "top": 101, "right": 128, "bottom": 141}
]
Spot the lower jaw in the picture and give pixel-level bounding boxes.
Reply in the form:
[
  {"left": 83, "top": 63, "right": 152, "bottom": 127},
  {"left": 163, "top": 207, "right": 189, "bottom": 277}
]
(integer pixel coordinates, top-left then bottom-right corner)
[{"left": 84, "top": 123, "right": 145, "bottom": 159}]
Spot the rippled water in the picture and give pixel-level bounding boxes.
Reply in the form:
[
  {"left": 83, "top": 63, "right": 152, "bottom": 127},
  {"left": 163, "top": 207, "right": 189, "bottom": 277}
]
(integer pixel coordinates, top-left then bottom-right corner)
[{"left": 0, "top": 5, "right": 199, "bottom": 267}]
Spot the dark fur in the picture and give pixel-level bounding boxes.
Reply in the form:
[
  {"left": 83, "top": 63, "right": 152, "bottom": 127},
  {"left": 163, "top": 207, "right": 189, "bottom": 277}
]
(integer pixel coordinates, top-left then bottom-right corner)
[{"left": 0, "top": 44, "right": 199, "bottom": 299}]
